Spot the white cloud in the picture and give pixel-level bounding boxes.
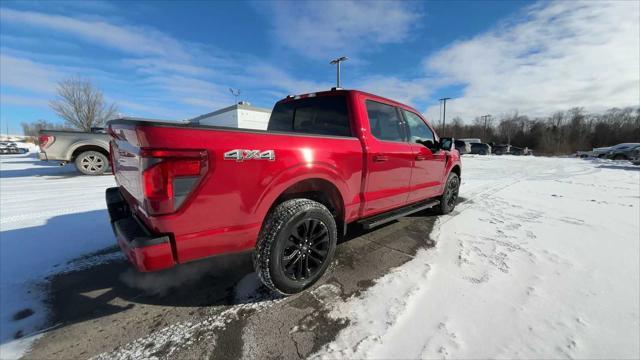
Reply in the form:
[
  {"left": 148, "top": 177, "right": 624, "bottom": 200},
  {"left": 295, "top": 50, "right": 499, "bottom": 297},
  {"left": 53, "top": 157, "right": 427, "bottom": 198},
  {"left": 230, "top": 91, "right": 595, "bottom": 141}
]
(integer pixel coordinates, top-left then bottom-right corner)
[
  {"left": 423, "top": 1, "right": 640, "bottom": 121},
  {"left": 0, "top": 54, "right": 60, "bottom": 94},
  {"left": 0, "top": 94, "right": 49, "bottom": 108},
  {"left": 0, "top": 8, "right": 189, "bottom": 59},
  {"left": 268, "top": 0, "right": 421, "bottom": 58},
  {"left": 353, "top": 76, "right": 443, "bottom": 108}
]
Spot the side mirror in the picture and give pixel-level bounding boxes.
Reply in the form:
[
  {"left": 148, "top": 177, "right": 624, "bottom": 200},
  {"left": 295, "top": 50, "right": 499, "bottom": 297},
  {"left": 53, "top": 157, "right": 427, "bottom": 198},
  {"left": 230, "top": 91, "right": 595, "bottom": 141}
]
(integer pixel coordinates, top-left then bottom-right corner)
[
  {"left": 440, "top": 137, "right": 453, "bottom": 151},
  {"left": 418, "top": 139, "right": 439, "bottom": 152}
]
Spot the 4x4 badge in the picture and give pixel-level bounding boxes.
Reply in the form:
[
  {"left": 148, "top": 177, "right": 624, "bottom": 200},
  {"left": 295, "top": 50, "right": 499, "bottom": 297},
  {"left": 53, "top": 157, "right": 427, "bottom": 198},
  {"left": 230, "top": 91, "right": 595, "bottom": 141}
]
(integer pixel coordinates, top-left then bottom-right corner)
[{"left": 224, "top": 149, "right": 275, "bottom": 162}]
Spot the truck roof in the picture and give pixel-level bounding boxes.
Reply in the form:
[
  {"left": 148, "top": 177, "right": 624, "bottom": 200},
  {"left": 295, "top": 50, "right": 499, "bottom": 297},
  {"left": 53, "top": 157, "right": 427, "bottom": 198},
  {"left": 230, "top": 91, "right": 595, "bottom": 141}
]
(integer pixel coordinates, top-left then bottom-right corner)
[{"left": 280, "top": 89, "right": 424, "bottom": 117}]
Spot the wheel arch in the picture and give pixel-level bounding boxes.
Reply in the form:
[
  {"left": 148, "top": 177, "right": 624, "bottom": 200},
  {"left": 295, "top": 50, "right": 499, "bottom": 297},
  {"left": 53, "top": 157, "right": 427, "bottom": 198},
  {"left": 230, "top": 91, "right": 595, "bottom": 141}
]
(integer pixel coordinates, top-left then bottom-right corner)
[
  {"left": 67, "top": 142, "right": 110, "bottom": 160},
  {"left": 258, "top": 175, "right": 348, "bottom": 236},
  {"left": 451, "top": 164, "right": 461, "bottom": 179}
]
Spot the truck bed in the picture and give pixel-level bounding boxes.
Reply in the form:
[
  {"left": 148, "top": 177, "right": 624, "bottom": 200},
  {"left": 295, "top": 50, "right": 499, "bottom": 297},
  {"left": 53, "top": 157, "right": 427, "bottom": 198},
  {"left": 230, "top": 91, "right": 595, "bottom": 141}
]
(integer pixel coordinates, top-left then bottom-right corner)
[{"left": 109, "top": 118, "right": 365, "bottom": 264}]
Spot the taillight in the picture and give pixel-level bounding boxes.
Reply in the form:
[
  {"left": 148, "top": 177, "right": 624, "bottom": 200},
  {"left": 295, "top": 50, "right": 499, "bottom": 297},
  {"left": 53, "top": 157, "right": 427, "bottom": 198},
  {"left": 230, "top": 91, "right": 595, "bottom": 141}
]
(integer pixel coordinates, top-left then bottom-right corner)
[
  {"left": 38, "top": 135, "right": 55, "bottom": 149},
  {"left": 140, "top": 149, "right": 208, "bottom": 216}
]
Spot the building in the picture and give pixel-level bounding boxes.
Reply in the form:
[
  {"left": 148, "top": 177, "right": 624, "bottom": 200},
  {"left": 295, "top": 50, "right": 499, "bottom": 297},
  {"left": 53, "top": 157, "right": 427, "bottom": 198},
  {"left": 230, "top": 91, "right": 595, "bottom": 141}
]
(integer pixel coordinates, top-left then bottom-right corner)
[{"left": 189, "top": 101, "right": 271, "bottom": 130}]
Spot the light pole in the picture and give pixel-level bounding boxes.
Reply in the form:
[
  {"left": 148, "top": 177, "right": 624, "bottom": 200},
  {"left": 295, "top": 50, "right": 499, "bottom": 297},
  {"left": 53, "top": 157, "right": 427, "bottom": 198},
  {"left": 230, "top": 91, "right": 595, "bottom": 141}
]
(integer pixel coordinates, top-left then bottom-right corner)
[
  {"left": 439, "top": 97, "right": 451, "bottom": 135},
  {"left": 481, "top": 114, "right": 491, "bottom": 141},
  {"left": 229, "top": 88, "right": 240, "bottom": 104},
  {"left": 330, "top": 56, "right": 348, "bottom": 88}
]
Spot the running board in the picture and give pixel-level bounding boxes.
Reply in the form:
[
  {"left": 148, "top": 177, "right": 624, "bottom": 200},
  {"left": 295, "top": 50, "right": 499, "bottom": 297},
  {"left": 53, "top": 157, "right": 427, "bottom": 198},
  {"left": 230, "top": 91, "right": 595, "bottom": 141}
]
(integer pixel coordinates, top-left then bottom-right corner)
[{"left": 358, "top": 199, "right": 440, "bottom": 230}]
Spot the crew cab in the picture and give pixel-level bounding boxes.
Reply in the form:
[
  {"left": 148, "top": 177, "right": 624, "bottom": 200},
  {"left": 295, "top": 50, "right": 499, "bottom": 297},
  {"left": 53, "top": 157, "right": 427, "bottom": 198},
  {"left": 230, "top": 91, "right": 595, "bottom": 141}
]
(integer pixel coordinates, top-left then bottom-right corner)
[{"left": 106, "top": 89, "right": 461, "bottom": 294}]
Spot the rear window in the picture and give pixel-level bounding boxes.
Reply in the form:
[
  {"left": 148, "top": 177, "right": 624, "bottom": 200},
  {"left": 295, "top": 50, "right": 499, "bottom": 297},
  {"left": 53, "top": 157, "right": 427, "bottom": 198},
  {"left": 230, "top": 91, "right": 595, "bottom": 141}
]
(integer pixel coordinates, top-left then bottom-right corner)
[{"left": 267, "top": 96, "right": 351, "bottom": 137}]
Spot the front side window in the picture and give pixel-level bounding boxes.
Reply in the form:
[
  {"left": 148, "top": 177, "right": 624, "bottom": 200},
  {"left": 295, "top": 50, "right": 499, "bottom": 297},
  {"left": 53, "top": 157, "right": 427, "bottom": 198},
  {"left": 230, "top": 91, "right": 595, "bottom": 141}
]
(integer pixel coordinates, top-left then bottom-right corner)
[
  {"left": 268, "top": 96, "right": 351, "bottom": 137},
  {"left": 402, "top": 110, "right": 434, "bottom": 145},
  {"left": 366, "top": 100, "right": 405, "bottom": 142}
]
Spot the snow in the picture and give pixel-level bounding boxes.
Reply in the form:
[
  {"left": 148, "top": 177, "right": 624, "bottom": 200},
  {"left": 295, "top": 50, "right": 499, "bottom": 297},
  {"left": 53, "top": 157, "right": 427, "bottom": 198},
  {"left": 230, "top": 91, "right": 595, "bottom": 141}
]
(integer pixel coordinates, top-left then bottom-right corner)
[
  {"left": 0, "top": 147, "right": 116, "bottom": 359},
  {"left": 314, "top": 156, "right": 640, "bottom": 359},
  {"left": 1, "top": 150, "right": 638, "bottom": 359}
]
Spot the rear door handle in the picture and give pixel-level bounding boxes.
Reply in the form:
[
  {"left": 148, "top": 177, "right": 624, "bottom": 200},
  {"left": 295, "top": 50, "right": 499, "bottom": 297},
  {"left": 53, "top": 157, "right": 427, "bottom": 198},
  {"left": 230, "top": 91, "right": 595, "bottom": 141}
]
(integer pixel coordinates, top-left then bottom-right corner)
[
  {"left": 415, "top": 154, "right": 426, "bottom": 161},
  {"left": 373, "top": 154, "right": 389, "bottom": 162}
]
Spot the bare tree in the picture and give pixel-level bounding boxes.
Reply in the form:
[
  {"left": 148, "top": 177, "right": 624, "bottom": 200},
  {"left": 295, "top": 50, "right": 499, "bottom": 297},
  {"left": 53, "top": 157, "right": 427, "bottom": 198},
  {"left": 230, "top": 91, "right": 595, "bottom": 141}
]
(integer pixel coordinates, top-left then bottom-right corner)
[{"left": 49, "top": 77, "right": 118, "bottom": 131}]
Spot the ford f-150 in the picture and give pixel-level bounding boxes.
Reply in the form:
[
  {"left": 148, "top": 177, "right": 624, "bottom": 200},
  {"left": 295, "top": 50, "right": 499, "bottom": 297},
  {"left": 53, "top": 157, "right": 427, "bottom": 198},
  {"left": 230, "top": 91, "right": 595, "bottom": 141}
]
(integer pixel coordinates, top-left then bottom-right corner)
[
  {"left": 106, "top": 89, "right": 462, "bottom": 294},
  {"left": 38, "top": 129, "right": 111, "bottom": 175}
]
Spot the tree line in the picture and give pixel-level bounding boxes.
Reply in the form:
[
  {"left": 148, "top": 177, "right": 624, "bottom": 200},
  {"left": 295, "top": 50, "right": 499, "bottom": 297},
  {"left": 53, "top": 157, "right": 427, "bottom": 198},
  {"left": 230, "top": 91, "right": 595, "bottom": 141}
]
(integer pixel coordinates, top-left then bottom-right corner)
[{"left": 442, "top": 107, "right": 640, "bottom": 155}]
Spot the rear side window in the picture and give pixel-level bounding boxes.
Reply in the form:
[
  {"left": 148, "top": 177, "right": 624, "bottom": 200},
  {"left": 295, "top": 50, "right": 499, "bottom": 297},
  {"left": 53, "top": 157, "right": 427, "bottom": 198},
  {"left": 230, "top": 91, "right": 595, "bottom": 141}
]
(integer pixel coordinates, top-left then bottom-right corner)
[
  {"left": 267, "top": 96, "right": 351, "bottom": 137},
  {"left": 402, "top": 110, "right": 434, "bottom": 144},
  {"left": 366, "top": 100, "right": 405, "bottom": 142}
]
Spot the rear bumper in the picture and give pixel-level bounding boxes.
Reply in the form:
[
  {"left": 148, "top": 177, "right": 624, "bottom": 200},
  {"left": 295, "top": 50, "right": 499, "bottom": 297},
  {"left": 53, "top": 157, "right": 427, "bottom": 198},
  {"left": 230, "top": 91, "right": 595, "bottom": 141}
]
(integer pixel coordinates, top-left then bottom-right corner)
[{"left": 106, "top": 187, "right": 176, "bottom": 272}]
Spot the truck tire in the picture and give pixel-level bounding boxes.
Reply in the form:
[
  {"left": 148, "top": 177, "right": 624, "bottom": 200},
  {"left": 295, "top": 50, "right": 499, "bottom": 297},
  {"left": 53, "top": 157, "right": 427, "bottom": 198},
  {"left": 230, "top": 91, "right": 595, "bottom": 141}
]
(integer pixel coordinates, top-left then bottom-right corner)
[
  {"left": 435, "top": 172, "right": 460, "bottom": 215},
  {"left": 75, "top": 151, "right": 108, "bottom": 175},
  {"left": 253, "top": 199, "right": 337, "bottom": 295}
]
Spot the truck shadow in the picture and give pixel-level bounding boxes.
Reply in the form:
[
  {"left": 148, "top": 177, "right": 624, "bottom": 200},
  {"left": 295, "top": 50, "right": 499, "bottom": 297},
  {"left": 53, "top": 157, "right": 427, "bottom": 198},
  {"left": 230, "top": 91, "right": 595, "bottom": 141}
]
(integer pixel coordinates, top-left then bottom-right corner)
[
  {"left": 0, "top": 163, "right": 78, "bottom": 178},
  {"left": 12, "top": 205, "right": 442, "bottom": 343},
  {"left": 44, "top": 249, "right": 259, "bottom": 330}
]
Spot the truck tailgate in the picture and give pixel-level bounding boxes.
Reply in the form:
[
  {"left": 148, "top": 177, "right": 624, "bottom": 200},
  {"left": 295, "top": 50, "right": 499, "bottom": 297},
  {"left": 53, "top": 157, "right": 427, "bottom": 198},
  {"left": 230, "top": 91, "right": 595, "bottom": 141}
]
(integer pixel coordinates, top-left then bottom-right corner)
[{"left": 110, "top": 124, "right": 145, "bottom": 204}]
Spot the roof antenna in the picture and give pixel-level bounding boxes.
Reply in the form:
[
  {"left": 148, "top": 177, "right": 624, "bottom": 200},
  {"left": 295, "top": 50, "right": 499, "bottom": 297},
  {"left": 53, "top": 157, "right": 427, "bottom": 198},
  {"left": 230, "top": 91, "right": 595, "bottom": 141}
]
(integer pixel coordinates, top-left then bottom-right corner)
[
  {"left": 229, "top": 88, "right": 241, "bottom": 104},
  {"left": 329, "top": 56, "right": 348, "bottom": 89}
]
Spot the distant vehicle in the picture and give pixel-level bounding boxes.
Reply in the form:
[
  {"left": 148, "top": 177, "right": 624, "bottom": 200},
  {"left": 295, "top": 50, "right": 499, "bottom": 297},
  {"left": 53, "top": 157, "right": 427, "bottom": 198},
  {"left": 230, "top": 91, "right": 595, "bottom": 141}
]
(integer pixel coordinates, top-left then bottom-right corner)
[
  {"left": 592, "top": 146, "right": 614, "bottom": 158},
  {"left": 470, "top": 143, "right": 492, "bottom": 155},
  {"left": 575, "top": 150, "right": 592, "bottom": 158},
  {"left": 605, "top": 143, "right": 640, "bottom": 160},
  {"left": 454, "top": 139, "right": 471, "bottom": 154},
  {"left": 492, "top": 144, "right": 510, "bottom": 155},
  {"left": 509, "top": 146, "right": 533, "bottom": 156},
  {"left": 38, "top": 129, "right": 111, "bottom": 175},
  {"left": 0, "top": 141, "right": 28, "bottom": 154},
  {"left": 459, "top": 138, "right": 482, "bottom": 144},
  {"left": 630, "top": 147, "right": 640, "bottom": 165}
]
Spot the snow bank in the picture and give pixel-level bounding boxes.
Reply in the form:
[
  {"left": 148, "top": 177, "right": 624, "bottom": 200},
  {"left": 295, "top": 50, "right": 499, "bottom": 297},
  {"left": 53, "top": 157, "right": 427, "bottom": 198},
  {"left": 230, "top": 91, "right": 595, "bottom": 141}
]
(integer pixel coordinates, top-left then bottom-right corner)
[
  {"left": 314, "top": 156, "right": 640, "bottom": 359},
  {"left": 0, "top": 153, "right": 116, "bottom": 358}
]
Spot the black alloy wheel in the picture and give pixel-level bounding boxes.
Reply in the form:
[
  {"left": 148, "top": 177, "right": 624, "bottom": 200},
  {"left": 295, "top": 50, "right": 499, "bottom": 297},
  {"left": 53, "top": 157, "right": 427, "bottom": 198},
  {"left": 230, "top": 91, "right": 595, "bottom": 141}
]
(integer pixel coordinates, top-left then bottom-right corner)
[
  {"left": 445, "top": 175, "right": 460, "bottom": 209},
  {"left": 280, "top": 218, "right": 330, "bottom": 281}
]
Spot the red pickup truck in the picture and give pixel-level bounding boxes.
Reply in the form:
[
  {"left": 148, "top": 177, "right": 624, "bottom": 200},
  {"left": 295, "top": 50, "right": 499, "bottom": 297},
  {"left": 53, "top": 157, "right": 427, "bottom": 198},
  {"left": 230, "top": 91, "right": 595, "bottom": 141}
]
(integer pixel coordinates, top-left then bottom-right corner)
[{"left": 106, "top": 89, "right": 461, "bottom": 294}]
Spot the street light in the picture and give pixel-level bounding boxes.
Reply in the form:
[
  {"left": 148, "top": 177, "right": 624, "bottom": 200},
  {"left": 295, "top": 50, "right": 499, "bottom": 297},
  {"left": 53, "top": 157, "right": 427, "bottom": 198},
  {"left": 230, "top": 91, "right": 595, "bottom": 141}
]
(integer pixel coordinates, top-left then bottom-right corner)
[
  {"left": 481, "top": 114, "right": 491, "bottom": 141},
  {"left": 330, "top": 56, "right": 348, "bottom": 88},
  {"left": 439, "top": 97, "right": 452, "bottom": 135},
  {"left": 229, "top": 88, "right": 241, "bottom": 104}
]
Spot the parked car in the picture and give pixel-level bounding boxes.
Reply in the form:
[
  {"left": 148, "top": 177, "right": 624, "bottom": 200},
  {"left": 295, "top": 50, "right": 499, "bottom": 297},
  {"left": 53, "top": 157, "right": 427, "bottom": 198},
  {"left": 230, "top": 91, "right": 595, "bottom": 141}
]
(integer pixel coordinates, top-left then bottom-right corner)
[
  {"left": 605, "top": 143, "right": 640, "bottom": 160},
  {"left": 592, "top": 146, "right": 613, "bottom": 158},
  {"left": 630, "top": 147, "right": 640, "bottom": 165},
  {"left": 106, "top": 89, "right": 462, "bottom": 295},
  {"left": 0, "top": 141, "right": 28, "bottom": 154},
  {"left": 492, "top": 144, "right": 510, "bottom": 155},
  {"left": 470, "top": 142, "right": 492, "bottom": 155},
  {"left": 509, "top": 146, "right": 533, "bottom": 156},
  {"left": 459, "top": 138, "right": 481, "bottom": 144},
  {"left": 454, "top": 139, "right": 471, "bottom": 154},
  {"left": 38, "top": 129, "right": 111, "bottom": 175}
]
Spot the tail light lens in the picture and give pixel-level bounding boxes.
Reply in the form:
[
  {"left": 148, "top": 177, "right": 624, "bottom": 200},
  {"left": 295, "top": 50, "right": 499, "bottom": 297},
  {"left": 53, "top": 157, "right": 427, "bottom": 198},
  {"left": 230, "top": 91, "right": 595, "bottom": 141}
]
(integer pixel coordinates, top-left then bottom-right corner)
[
  {"left": 140, "top": 149, "right": 208, "bottom": 216},
  {"left": 38, "top": 135, "right": 55, "bottom": 149}
]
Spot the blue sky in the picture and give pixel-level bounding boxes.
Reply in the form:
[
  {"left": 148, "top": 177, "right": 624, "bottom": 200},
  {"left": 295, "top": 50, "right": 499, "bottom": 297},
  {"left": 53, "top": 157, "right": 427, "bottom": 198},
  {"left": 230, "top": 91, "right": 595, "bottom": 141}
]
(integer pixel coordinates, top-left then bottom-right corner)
[{"left": 1, "top": 0, "right": 638, "bottom": 134}]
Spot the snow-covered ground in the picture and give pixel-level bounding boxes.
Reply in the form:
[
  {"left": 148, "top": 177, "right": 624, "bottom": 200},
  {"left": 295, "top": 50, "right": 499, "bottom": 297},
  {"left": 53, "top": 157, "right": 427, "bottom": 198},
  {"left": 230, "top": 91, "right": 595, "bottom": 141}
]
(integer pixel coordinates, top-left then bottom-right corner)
[
  {"left": 0, "top": 151, "right": 638, "bottom": 359},
  {"left": 315, "top": 156, "right": 640, "bottom": 359},
  {"left": 0, "top": 147, "right": 116, "bottom": 358}
]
